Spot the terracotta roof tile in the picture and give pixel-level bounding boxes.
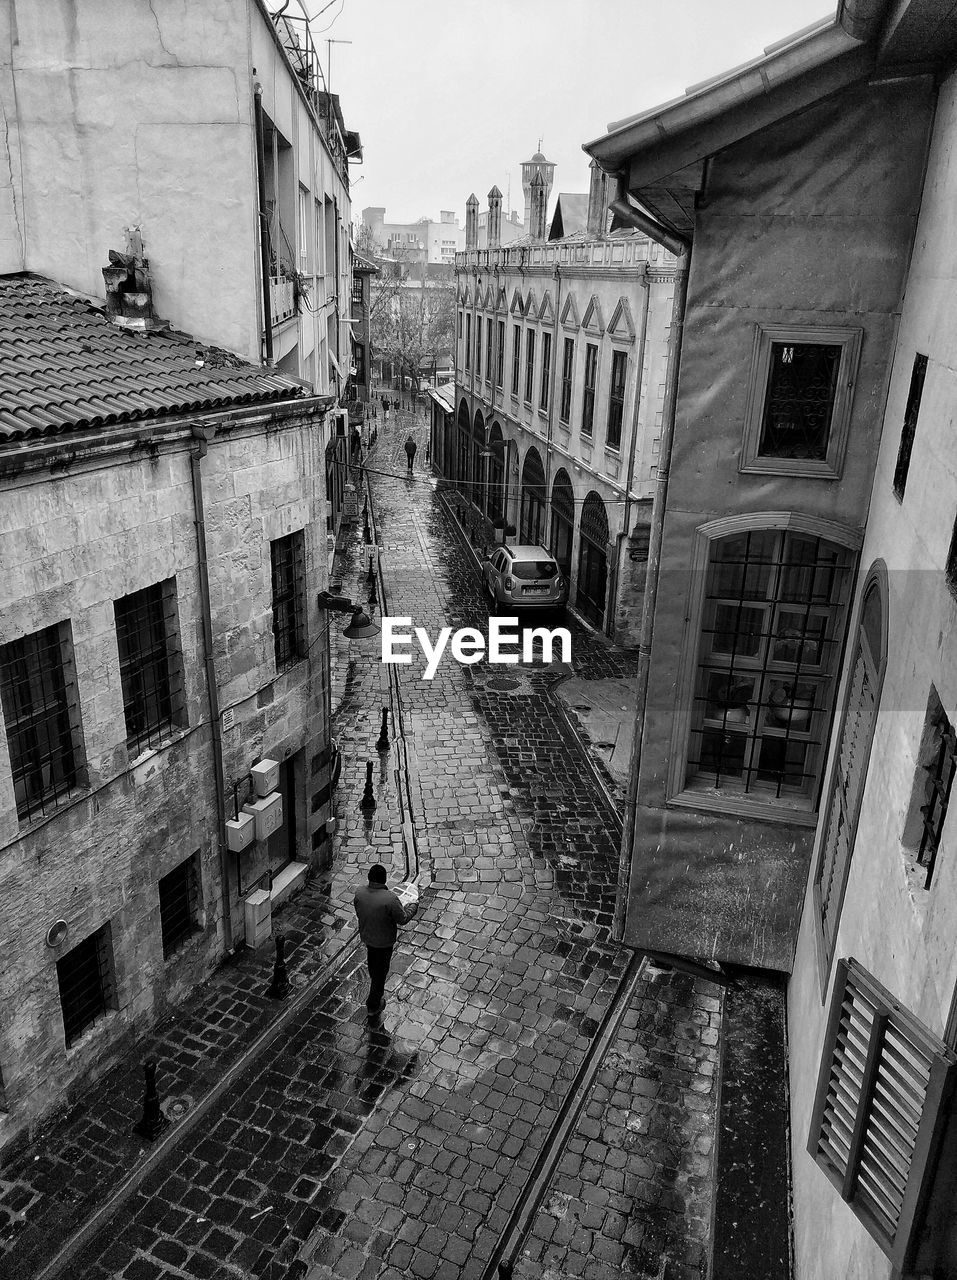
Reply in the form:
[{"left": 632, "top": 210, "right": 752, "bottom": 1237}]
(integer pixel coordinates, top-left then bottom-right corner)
[{"left": 0, "top": 275, "right": 308, "bottom": 441}]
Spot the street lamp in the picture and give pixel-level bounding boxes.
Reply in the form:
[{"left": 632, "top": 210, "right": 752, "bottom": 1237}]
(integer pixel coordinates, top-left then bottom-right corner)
[{"left": 316, "top": 592, "right": 380, "bottom": 840}]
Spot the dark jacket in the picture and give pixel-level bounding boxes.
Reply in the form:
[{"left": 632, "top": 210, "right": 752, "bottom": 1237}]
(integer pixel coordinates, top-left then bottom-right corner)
[
  {"left": 404, "top": 437, "right": 417, "bottom": 457},
  {"left": 353, "top": 883, "right": 407, "bottom": 948}
]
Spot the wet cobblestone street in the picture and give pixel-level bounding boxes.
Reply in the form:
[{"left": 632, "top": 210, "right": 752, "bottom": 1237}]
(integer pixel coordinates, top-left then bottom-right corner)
[{"left": 5, "top": 410, "right": 721, "bottom": 1280}]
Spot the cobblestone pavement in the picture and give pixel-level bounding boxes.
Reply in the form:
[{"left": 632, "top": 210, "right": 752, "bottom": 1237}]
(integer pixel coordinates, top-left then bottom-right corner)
[{"left": 6, "top": 407, "right": 721, "bottom": 1280}]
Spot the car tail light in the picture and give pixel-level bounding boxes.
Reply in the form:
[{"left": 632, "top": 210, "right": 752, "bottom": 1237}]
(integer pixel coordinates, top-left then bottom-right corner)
[{"left": 504, "top": 576, "right": 514, "bottom": 591}]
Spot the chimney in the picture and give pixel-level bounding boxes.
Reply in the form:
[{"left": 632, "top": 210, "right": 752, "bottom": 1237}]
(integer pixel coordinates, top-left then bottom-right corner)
[
  {"left": 587, "top": 161, "right": 609, "bottom": 237},
  {"left": 465, "top": 193, "right": 479, "bottom": 250},
  {"left": 101, "top": 228, "right": 168, "bottom": 330},
  {"left": 530, "top": 172, "right": 547, "bottom": 242},
  {"left": 487, "top": 186, "right": 502, "bottom": 249}
]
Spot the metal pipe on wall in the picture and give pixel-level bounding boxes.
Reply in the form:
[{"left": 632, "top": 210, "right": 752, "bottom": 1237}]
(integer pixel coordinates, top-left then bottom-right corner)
[
  {"left": 189, "top": 428, "right": 235, "bottom": 953},
  {"left": 253, "top": 84, "right": 274, "bottom": 365}
]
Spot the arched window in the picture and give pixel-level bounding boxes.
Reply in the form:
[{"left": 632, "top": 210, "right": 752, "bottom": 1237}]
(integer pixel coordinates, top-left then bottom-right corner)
[
  {"left": 576, "top": 492, "right": 609, "bottom": 626},
  {"left": 471, "top": 410, "right": 486, "bottom": 513},
  {"left": 519, "top": 447, "right": 546, "bottom": 545},
  {"left": 813, "top": 566, "right": 887, "bottom": 972},
  {"left": 549, "top": 469, "right": 575, "bottom": 580},
  {"left": 685, "top": 527, "right": 856, "bottom": 810}
]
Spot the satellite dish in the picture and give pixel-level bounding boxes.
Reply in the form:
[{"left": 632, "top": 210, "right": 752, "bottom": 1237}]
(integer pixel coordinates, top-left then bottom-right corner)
[{"left": 46, "top": 920, "right": 69, "bottom": 948}]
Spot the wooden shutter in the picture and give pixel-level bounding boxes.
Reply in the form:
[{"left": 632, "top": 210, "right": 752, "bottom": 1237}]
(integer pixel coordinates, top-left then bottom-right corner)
[
  {"left": 809, "top": 959, "right": 956, "bottom": 1267},
  {"left": 814, "top": 643, "right": 876, "bottom": 964}
]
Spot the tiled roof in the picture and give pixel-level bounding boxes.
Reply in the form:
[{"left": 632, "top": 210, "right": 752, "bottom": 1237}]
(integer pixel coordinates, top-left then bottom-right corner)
[{"left": 0, "top": 275, "right": 307, "bottom": 441}]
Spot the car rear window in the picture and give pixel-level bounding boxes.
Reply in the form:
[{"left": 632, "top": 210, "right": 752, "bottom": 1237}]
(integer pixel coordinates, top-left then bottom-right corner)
[{"left": 512, "top": 560, "right": 558, "bottom": 580}]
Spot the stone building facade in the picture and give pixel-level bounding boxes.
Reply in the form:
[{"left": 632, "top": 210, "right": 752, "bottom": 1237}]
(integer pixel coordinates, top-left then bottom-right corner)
[
  {"left": 588, "top": 2, "right": 957, "bottom": 1275},
  {"left": 0, "top": 277, "right": 333, "bottom": 1151},
  {"left": 449, "top": 178, "right": 675, "bottom": 644}
]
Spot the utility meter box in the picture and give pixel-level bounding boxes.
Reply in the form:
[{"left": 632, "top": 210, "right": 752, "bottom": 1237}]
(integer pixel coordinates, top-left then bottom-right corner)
[
  {"left": 244, "top": 889, "right": 272, "bottom": 949},
  {"left": 251, "top": 758, "right": 280, "bottom": 797},
  {"left": 243, "top": 792, "right": 283, "bottom": 842},
  {"left": 225, "top": 809, "right": 256, "bottom": 853}
]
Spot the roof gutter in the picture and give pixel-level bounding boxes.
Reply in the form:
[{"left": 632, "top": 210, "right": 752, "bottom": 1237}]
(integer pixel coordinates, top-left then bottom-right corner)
[{"left": 612, "top": 189, "right": 692, "bottom": 942}]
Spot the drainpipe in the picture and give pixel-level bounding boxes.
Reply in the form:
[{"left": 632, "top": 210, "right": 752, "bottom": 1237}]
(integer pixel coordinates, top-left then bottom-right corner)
[
  {"left": 254, "top": 84, "right": 274, "bottom": 365},
  {"left": 544, "top": 263, "right": 563, "bottom": 550},
  {"left": 612, "top": 268, "right": 651, "bottom": 637},
  {"left": 189, "top": 428, "right": 235, "bottom": 953},
  {"left": 610, "top": 175, "right": 692, "bottom": 941}
]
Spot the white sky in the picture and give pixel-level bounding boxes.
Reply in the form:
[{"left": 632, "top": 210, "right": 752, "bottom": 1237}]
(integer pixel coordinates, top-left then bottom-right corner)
[{"left": 307, "top": 0, "right": 835, "bottom": 226}]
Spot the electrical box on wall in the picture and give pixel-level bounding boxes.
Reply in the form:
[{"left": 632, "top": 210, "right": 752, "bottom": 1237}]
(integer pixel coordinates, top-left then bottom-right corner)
[
  {"left": 251, "top": 759, "right": 280, "bottom": 797},
  {"left": 243, "top": 792, "right": 283, "bottom": 842},
  {"left": 226, "top": 809, "right": 256, "bottom": 852}
]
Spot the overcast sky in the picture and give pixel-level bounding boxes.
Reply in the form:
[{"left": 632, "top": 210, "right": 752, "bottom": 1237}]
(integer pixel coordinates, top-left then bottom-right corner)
[{"left": 309, "top": 0, "right": 834, "bottom": 226}]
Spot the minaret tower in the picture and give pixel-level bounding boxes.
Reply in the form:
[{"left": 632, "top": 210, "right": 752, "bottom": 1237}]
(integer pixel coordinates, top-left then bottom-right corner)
[{"left": 521, "top": 143, "right": 555, "bottom": 234}]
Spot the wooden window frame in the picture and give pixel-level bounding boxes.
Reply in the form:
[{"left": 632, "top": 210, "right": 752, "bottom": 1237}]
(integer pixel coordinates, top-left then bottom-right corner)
[
  {"left": 808, "top": 958, "right": 956, "bottom": 1271},
  {"left": 560, "top": 336, "right": 574, "bottom": 424},
  {"left": 893, "top": 353, "right": 927, "bottom": 501},
  {"left": 606, "top": 349, "right": 627, "bottom": 452},
  {"left": 524, "top": 328, "right": 536, "bottom": 404},
  {"left": 667, "top": 513, "right": 861, "bottom": 826},
  {"left": 114, "top": 580, "right": 186, "bottom": 757},
  {"left": 812, "top": 563, "right": 887, "bottom": 980},
  {"left": 740, "top": 324, "right": 862, "bottom": 480},
  {"left": 540, "top": 331, "right": 552, "bottom": 413},
  {"left": 496, "top": 319, "right": 505, "bottom": 388},
  {"left": 465, "top": 313, "right": 472, "bottom": 372},
  {"left": 511, "top": 324, "right": 521, "bottom": 397},
  {"left": 582, "top": 342, "right": 598, "bottom": 438}
]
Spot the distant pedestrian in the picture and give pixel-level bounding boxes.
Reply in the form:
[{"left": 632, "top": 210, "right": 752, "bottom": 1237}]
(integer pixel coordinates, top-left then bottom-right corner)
[
  {"left": 353, "top": 861, "right": 416, "bottom": 1016},
  {"left": 404, "top": 435, "right": 417, "bottom": 471}
]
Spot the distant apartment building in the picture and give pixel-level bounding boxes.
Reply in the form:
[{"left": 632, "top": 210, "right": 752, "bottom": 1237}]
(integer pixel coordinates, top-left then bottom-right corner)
[
  {"left": 446, "top": 165, "right": 675, "bottom": 642},
  {"left": 361, "top": 207, "right": 465, "bottom": 265}
]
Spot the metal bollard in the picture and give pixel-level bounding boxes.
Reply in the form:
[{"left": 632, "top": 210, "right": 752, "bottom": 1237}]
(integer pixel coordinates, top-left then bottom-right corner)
[
  {"left": 376, "top": 707, "right": 390, "bottom": 752},
  {"left": 133, "top": 1059, "right": 169, "bottom": 1142},
  {"left": 360, "top": 761, "right": 376, "bottom": 811},
  {"left": 268, "top": 933, "right": 289, "bottom": 1000},
  {"left": 367, "top": 553, "right": 376, "bottom": 584}
]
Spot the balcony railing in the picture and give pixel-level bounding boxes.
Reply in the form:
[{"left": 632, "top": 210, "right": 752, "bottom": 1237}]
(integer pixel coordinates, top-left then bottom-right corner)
[
  {"left": 455, "top": 237, "right": 673, "bottom": 272},
  {"left": 270, "top": 276, "right": 297, "bottom": 326}
]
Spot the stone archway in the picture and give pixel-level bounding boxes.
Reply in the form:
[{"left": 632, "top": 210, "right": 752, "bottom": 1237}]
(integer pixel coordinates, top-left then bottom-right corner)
[
  {"left": 550, "top": 468, "right": 575, "bottom": 580},
  {"left": 471, "top": 409, "right": 486, "bottom": 513},
  {"left": 576, "top": 491, "right": 609, "bottom": 626},
  {"left": 456, "top": 398, "right": 471, "bottom": 496},
  {"left": 487, "top": 423, "right": 506, "bottom": 522},
  {"left": 519, "top": 447, "right": 546, "bottom": 546}
]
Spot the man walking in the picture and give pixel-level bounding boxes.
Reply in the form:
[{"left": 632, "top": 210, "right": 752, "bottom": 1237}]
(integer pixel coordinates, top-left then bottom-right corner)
[
  {"left": 404, "top": 435, "right": 417, "bottom": 472},
  {"left": 353, "top": 861, "right": 415, "bottom": 1016}
]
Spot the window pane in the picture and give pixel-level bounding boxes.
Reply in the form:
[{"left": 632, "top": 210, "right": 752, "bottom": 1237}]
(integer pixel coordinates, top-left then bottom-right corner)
[{"left": 759, "top": 342, "right": 840, "bottom": 459}]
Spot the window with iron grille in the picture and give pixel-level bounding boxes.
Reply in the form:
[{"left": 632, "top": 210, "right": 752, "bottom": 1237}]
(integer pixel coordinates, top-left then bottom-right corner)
[
  {"left": 813, "top": 576, "right": 884, "bottom": 969},
  {"left": 56, "top": 923, "right": 116, "bottom": 1048},
  {"left": 512, "top": 324, "right": 521, "bottom": 396},
  {"left": 539, "top": 333, "right": 552, "bottom": 412},
  {"left": 893, "top": 354, "right": 927, "bottom": 501},
  {"left": 159, "top": 853, "right": 201, "bottom": 959},
  {"left": 485, "top": 317, "right": 493, "bottom": 382},
  {"left": 607, "top": 350, "right": 627, "bottom": 450},
  {"left": 351, "top": 278, "right": 363, "bottom": 307},
  {"left": 271, "top": 532, "right": 306, "bottom": 669},
  {"left": 496, "top": 321, "right": 505, "bottom": 387},
  {"left": 687, "top": 530, "right": 852, "bottom": 804},
  {"left": 465, "top": 314, "right": 471, "bottom": 371},
  {"left": 560, "top": 337, "right": 574, "bottom": 424},
  {"left": 904, "top": 692, "right": 956, "bottom": 890},
  {"left": 476, "top": 313, "right": 483, "bottom": 376},
  {"left": 524, "top": 329, "right": 536, "bottom": 403},
  {"left": 582, "top": 343, "right": 598, "bottom": 436},
  {"left": 0, "top": 623, "right": 85, "bottom": 821},
  {"left": 114, "top": 580, "right": 184, "bottom": 755},
  {"left": 808, "top": 958, "right": 956, "bottom": 1270}
]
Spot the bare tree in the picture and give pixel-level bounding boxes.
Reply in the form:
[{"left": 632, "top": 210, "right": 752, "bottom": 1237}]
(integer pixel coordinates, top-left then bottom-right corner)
[{"left": 374, "top": 276, "right": 454, "bottom": 398}]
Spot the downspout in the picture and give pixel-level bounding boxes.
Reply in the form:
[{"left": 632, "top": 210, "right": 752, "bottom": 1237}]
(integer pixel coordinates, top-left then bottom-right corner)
[
  {"left": 612, "top": 267, "right": 651, "bottom": 635},
  {"left": 333, "top": 195, "right": 342, "bottom": 397},
  {"left": 544, "top": 264, "right": 563, "bottom": 552},
  {"left": 610, "top": 174, "right": 692, "bottom": 941},
  {"left": 189, "top": 428, "right": 235, "bottom": 953},
  {"left": 253, "top": 84, "right": 274, "bottom": 365}
]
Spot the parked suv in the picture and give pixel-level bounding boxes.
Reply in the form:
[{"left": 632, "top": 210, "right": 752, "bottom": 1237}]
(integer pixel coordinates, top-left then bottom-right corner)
[{"left": 483, "top": 545, "right": 566, "bottom": 609}]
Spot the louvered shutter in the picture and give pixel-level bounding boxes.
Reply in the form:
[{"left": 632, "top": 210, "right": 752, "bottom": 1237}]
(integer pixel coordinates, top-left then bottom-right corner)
[
  {"left": 809, "top": 959, "right": 956, "bottom": 1267},
  {"left": 814, "top": 644, "right": 876, "bottom": 964}
]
